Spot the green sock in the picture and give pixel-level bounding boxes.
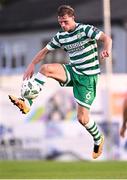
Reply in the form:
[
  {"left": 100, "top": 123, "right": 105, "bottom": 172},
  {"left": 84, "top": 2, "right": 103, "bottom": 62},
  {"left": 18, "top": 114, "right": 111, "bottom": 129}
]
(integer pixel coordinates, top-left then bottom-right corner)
[
  {"left": 34, "top": 78, "right": 45, "bottom": 85},
  {"left": 27, "top": 98, "right": 33, "bottom": 106},
  {"left": 85, "top": 119, "right": 101, "bottom": 145},
  {"left": 34, "top": 72, "right": 47, "bottom": 85}
]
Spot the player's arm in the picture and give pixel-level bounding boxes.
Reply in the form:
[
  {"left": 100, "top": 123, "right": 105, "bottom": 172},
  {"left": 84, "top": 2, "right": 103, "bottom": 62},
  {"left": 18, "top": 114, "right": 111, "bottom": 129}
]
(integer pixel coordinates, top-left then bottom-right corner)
[
  {"left": 98, "top": 32, "right": 112, "bottom": 59},
  {"left": 84, "top": 25, "right": 112, "bottom": 59},
  {"left": 120, "top": 98, "right": 127, "bottom": 137},
  {"left": 23, "top": 32, "right": 61, "bottom": 80},
  {"left": 23, "top": 47, "right": 50, "bottom": 80}
]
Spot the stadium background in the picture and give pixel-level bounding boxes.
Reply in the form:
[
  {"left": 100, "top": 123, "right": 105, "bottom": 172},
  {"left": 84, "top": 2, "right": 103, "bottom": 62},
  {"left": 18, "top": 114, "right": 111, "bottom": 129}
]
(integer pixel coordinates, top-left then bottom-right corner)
[{"left": 0, "top": 0, "right": 127, "bottom": 179}]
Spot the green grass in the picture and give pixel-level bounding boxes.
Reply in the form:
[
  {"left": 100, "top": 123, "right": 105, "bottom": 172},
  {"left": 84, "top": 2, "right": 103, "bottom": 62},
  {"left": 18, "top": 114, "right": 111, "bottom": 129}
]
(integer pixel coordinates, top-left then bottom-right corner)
[{"left": 0, "top": 160, "right": 127, "bottom": 179}]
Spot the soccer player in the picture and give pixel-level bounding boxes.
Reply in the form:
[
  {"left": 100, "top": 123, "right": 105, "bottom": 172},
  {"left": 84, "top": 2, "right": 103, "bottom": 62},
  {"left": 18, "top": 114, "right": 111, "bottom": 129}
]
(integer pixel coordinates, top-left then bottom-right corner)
[
  {"left": 9, "top": 5, "right": 112, "bottom": 159},
  {"left": 120, "top": 98, "right": 127, "bottom": 137}
]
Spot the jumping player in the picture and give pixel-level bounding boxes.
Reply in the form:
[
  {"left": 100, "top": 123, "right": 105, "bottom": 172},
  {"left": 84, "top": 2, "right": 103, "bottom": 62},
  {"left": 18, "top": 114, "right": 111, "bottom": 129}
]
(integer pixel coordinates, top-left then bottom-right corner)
[{"left": 9, "top": 5, "right": 112, "bottom": 159}]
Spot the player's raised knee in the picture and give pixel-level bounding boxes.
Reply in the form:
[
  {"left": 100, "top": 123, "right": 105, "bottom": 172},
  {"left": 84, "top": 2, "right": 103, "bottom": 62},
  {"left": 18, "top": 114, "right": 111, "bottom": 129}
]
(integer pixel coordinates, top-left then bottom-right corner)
[
  {"left": 40, "top": 64, "right": 60, "bottom": 77},
  {"left": 39, "top": 64, "right": 52, "bottom": 77}
]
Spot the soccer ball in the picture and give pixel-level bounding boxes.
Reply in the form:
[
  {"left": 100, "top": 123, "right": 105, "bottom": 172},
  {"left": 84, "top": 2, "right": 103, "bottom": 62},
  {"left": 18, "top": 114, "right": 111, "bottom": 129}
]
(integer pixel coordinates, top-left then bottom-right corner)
[{"left": 21, "top": 78, "right": 41, "bottom": 99}]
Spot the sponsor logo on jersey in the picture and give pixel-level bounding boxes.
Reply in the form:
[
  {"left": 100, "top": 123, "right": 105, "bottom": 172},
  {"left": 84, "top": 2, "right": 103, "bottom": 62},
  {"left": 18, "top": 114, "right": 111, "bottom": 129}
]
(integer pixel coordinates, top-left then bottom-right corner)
[{"left": 65, "top": 40, "right": 85, "bottom": 53}]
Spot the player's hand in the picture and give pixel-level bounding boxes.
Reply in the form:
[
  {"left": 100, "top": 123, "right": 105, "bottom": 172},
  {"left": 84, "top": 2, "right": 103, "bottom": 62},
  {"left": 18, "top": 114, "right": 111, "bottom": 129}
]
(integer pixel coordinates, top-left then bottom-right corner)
[
  {"left": 100, "top": 50, "right": 110, "bottom": 60},
  {"left": 120, "top": 126, "right": 126, "bottom": 138},
  {"left": 23, "top": 63, "right": 35, "bottom": 80}
]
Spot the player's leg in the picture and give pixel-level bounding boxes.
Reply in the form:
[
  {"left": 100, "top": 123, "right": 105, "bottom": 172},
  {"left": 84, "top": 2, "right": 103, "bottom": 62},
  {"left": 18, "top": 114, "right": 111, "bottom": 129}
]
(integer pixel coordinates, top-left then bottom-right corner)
[
  {"left": 77, "top": 104, "right": 104, "bottom": 159},
  {"left": 73, "top": 73, "right": 104, "bottom": 159},
  {"left": 42, "top": 63, "right": 67, "bottom": 81},
  {"left": 8, "top": 96, "right": 31, "bottom": 114},
  {"left": 9, "top": 63, "right": 67, "bottom": 114}
]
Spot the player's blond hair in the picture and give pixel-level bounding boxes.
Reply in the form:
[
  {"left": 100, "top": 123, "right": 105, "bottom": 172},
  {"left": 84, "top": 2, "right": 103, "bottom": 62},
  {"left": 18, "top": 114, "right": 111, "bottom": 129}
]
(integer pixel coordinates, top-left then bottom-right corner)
[{"left": 57, "top": 5, "right": 75, "bottom": 17}]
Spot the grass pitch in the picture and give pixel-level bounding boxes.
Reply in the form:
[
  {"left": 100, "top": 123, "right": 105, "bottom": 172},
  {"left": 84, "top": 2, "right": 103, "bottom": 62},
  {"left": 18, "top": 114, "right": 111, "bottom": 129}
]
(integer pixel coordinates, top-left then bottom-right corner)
[{"left": 0, "top": 160, "right": 127, "bottom": 179}]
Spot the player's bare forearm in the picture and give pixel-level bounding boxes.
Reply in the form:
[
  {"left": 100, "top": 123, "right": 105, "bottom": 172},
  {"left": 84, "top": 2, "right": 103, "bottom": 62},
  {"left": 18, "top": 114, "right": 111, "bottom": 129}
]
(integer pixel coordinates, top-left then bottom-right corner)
[
  {"left": 99, "top": 32, "right": 112, "bottom": 59},
  {"left": 31, "top": 47, "right": 49, "bottom": 65},
  {"left": 23, "top": 47, "right": 49, "bottom": 80}
]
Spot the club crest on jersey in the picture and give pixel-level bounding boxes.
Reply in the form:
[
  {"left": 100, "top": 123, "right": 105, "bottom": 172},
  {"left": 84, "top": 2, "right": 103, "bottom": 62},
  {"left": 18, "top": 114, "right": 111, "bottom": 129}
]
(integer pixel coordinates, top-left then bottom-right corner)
[{"left": 77, "top": 31, "right": 82, "bottom": 39}]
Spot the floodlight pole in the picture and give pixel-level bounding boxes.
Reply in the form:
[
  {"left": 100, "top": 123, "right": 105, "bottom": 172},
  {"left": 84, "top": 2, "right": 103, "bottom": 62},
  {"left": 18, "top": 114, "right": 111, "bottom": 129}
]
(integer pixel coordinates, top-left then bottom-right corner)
[{"left": 103, "top": 0, "right": 113, "bottom": 159}]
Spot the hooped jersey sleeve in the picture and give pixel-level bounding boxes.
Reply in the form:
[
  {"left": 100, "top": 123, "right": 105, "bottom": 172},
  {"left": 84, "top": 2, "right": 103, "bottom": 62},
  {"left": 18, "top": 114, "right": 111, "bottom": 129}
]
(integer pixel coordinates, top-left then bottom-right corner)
[
  {"left": 83, "top": 24, "right": 102, "bottom": 40},
  {"left": 46, "top": 32, "right": 61, "bottom": 51}
]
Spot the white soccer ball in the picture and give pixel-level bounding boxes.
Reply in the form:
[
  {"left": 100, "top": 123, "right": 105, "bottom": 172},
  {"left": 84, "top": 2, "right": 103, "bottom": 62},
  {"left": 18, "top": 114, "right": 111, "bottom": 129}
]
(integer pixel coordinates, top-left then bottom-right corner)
[{"left": 21, "top": 78, "right": 41, "bottom": 99}]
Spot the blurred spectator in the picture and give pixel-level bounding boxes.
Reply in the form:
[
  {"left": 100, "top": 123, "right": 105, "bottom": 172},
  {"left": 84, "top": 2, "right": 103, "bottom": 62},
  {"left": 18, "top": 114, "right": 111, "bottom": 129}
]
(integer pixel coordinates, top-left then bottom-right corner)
[{"left": 120, "top": 98, "right": 127, "bottom": 137}]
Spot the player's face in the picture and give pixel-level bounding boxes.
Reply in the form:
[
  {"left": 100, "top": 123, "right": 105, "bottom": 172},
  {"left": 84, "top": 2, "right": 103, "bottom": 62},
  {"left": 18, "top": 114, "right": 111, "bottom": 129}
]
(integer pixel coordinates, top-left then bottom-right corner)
[{"left": 58, "top": 14, "right": 76, "bottom": 32}]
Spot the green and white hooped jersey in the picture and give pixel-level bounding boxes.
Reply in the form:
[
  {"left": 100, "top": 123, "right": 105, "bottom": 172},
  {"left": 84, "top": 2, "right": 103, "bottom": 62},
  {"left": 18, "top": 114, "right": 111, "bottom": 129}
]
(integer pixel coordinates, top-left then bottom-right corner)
[{"left": 46, "top": 23, "right": 102, "bottom": 75}]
